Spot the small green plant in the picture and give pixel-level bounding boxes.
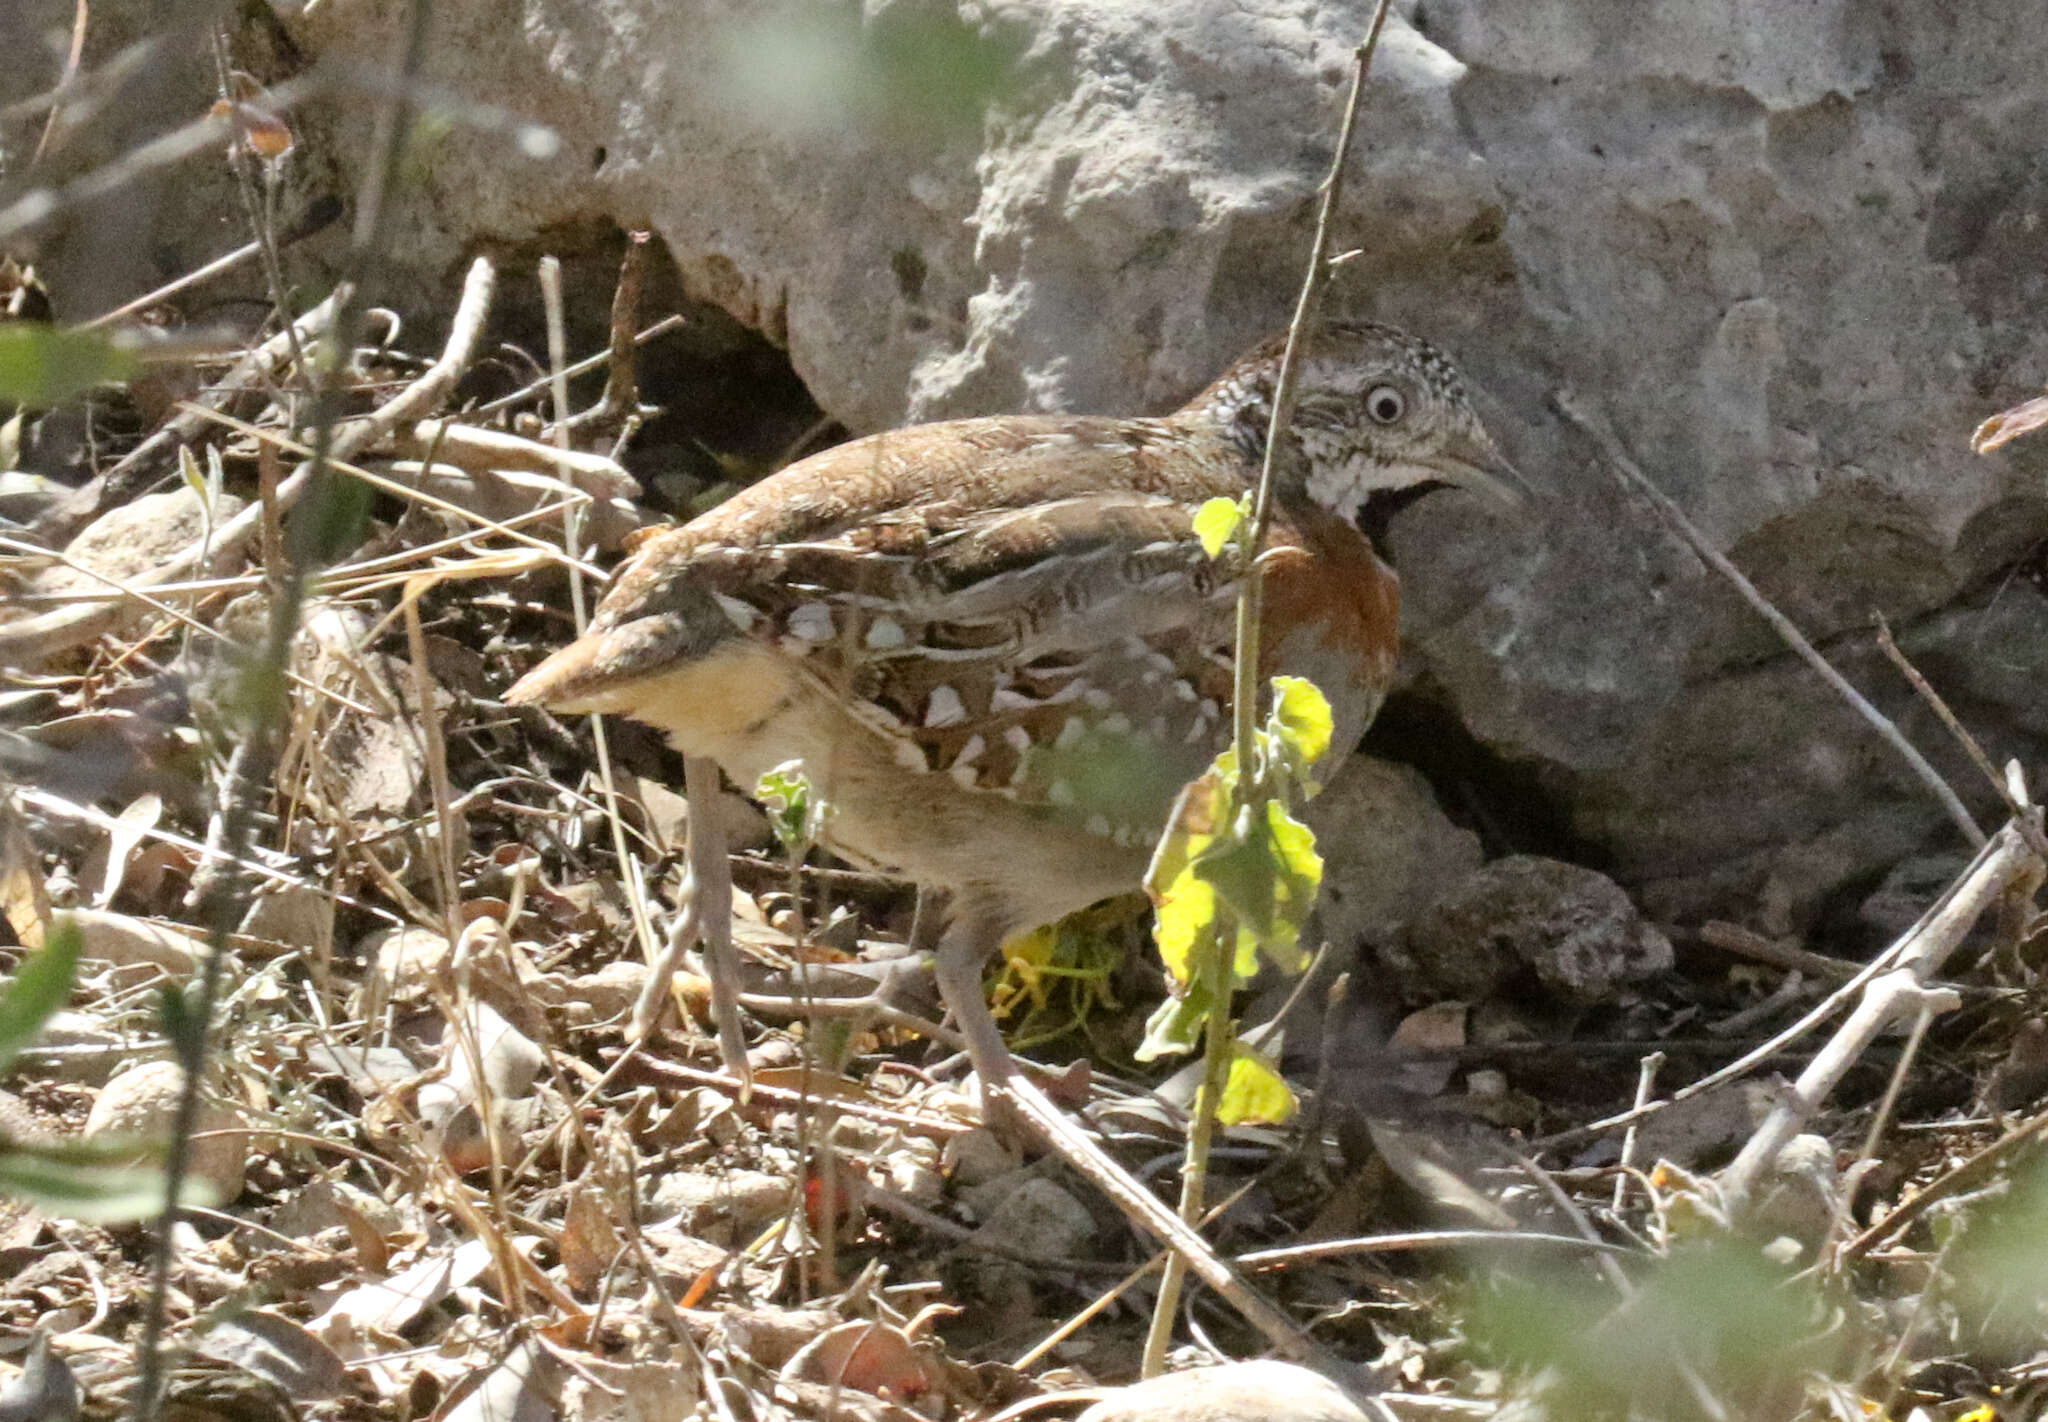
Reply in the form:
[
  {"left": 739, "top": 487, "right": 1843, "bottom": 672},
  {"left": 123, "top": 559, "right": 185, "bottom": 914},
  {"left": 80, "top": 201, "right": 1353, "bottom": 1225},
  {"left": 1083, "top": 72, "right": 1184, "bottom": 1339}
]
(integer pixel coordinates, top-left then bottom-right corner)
[
  {"left": 1138, "top": 495, "right": 1338, "bottom": 1371},
  {"left": 991, "top": 900, "right": 1133, "bottom": 1049},
  {"left": 756, "top": 757, "right": 832, "bottom": 946},
  {"left": 756, "top": 759, "right": 829, "bottom": 858}
]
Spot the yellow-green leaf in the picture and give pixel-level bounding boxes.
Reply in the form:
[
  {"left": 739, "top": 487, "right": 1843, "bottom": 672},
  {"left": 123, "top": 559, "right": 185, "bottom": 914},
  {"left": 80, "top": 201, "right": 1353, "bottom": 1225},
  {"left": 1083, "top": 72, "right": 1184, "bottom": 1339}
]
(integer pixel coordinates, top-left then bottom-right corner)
[
  {"left": 1183, "top": 797, "right": 1321, "bottom": 976},
  {"left": 0, "top": 914, "right": 79, "bottom": 1077},
  {"left": 1193, "top": 495, "right": 1247, "bottom": 559},
  {"left": 1217, "top": 1043, "right": 1296, "bottom": 1125},
  {"left": 1257, "top": 798, "right": 1321, "bottom": 973},
  {"left": 756, "top": 758, "right": 827, "bottom": 850},
  {"left": 1267, "top": 675, "right": 1333, "bottom": 783},
  {"left": 1146, "top": 769, "right": 1228, "bottom": 985}
]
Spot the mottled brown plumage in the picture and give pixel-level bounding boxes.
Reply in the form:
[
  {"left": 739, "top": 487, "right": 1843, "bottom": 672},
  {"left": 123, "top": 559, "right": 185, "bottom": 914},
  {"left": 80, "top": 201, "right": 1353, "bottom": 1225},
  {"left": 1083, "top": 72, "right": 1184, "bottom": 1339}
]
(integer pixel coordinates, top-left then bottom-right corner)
[{"left": 511, "top": 323, "right": 1516, "bottom": 940}]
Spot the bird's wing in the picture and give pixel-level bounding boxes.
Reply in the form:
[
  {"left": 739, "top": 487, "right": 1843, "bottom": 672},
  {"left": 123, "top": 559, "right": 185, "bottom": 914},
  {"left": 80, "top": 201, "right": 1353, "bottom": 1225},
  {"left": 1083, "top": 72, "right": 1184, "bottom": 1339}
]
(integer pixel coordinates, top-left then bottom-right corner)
[
  {"left": 654, "top": 487, "right": 1248, "bottom": 803},
  {"left": 510, "top": 415, "right": 1241, "bottom": 716}
]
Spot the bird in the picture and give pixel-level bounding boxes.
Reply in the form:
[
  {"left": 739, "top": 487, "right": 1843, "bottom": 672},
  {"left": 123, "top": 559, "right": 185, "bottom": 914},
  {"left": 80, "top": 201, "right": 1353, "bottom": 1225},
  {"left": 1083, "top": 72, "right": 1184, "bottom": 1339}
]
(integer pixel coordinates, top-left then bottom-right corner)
[{"left": 507, "top": 320, "right": 1522, "bottom": 1353}]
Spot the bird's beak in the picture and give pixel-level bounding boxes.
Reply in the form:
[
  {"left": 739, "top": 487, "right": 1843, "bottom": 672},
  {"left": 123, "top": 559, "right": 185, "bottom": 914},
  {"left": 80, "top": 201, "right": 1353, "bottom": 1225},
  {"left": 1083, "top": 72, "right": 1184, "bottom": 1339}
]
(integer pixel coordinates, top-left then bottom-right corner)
[{"left": 1433, "top": 431, "right": 1536, "bottom": 510}]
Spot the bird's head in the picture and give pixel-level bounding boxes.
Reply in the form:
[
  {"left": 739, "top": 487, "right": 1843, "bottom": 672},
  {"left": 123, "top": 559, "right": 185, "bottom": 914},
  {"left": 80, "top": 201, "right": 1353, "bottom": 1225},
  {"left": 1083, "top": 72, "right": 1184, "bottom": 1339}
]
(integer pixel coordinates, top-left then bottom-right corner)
[{"left": 1197, "top": 321, "right": 1529, "bottom": 543}]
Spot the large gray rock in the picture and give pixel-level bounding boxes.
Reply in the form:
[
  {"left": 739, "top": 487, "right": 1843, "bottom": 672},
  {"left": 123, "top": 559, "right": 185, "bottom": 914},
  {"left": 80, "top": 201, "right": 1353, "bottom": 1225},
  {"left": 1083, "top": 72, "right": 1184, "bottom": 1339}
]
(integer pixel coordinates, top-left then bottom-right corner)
[
  {"left": 21, "top": 1, "right": 2048, "bottom": 925},
  {"left": 1309, "top": 754, "right": 1484, "bottom": 950}
]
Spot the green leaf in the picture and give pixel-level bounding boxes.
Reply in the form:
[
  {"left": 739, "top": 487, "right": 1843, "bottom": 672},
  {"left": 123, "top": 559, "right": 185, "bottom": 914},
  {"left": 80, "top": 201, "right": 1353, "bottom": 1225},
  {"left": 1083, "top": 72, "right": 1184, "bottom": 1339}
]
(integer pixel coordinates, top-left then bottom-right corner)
[
  {"left": 1176, "top": 798, "right": 1320, "bottom": 976},
  {"left": 0, "top": 915, "right": 80, "bottom": 1077},
  {"left": 755, "top": 759, "right": 823, "bottom": 851},
  {"left": 0, "top": 325, "right": 137, "bottom": 406},
  {"left": 0, "top": 1133, "right": 212, "bottom": 1223},
  {"left": 289, "top": 469, "right": 374, "bottom": 568},
  {"left": 1136, "top": 981, "right": 1214, "bottom": 1062},
  {"left": 177, "top": 443, "right": 207, "bottom": 502},
  {"left": 1266, "top": 675, "right": 1333, "bottom": 785},
  {"left": 1216, "top": 1043, "right": 1296, "bottom": 1126},
  {"left": 1193, "top": 496, "right": 1247, "bottom": 559},
  {"left": 1190, "top": 814, "right": 1278, "bottom": 947}
]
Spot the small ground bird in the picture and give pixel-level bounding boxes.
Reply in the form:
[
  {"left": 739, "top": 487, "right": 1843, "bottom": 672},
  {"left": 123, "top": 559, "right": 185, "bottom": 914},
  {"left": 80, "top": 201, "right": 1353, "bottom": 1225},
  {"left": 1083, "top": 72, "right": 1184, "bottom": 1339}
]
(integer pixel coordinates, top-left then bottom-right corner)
[{"left": 509, "top": 321, "right": 1522, "bottom": 1352}]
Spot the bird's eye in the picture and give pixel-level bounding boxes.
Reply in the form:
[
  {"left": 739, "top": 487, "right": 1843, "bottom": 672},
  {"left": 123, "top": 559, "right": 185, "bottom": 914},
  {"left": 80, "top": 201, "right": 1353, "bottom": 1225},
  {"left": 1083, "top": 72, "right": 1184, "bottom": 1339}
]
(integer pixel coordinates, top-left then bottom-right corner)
[{"left": 1366, "top": 385, "right": 1406, "bottom": 424}]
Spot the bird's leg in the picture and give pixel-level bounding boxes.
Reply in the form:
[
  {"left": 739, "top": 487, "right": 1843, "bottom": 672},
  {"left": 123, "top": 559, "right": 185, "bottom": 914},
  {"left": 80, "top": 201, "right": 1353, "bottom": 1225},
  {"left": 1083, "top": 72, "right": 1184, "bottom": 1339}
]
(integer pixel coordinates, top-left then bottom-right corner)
[
  {"left": 628, "top": 755, "right": 750, "bottom": 1093},
  {"left": 684, "top": 755, "right": 749, "bottom": 1087},
  {"left": 931, "top": 924, "right": 1320, "bottom": 1362}
]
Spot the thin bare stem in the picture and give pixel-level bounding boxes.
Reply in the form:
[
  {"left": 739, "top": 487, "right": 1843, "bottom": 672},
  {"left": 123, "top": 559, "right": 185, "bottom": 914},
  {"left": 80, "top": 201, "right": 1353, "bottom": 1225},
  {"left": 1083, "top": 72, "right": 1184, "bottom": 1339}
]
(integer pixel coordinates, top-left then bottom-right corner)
[
  {"left": 1230, "top": 6, "right": 1391, "bottom": 776},
  {"left": 1614, "top": 1051, "right": 1665, "bottom": 1212},
  {"left": 1840, "top": 1103, "right": 2048, "bottom": 1265},
  {"left": 1873, "top": 616, "right": 2048, "bottom": 860},
  {"left": 209, "top": 33, "right": 306, "bottom": 394},
  {"left": 537, "top": 257, "right": 668, "bottom": 1032},
  {"left": 475, "top": 314, "right": 686, "bottom": 417},
  {"left": 1146, "top": 5, "right": 1392, "bottom": 1376}
]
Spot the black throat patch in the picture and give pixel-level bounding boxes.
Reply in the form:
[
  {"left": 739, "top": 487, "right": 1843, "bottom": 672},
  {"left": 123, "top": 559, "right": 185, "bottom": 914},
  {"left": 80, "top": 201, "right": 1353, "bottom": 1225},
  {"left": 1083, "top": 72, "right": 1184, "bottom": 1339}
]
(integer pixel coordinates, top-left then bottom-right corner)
[{"left": 1354, "top": 481, "right": 1442, "bottom": 554}]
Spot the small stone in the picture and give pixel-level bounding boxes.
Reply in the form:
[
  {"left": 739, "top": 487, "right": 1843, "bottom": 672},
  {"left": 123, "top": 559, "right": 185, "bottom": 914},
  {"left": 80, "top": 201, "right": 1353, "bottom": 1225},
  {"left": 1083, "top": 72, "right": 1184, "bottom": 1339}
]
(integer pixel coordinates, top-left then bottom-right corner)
[
  {"left": 1466, "top": 1068, "right": 1508, "bottom": 1099},
  {"left": 646, "top": 1169, "right": 790, "bottom": 1245},
  {"left": 1761, "top": 1235, "right": 1804, "bottom": 1266},
  {"left": 18, "top": 487, "right": 245, "bottom": 635},
  {"left": 1752, "top": 1133, "right": 1840, "bottom": 1247},
  {"left": 357, "top": 925, "right": 454, "bottom": 1009},
  {"left": 1399, "top": 855, "right": 1673, "bottom": 1004},
  {"left": 1077, "top": 1361, "right": 1368, "bottom": 1422},
  {"left": 237, "top": 883, "right": 334, "bottom": 956},
  {"left": 942, "top": 1127, "right": 1022, "bottom": 1188},
  {"left": 1309, "top": 756, "right": 1483, "bottom": 950},
  {"left": 82, "top": 1060, "right": 248, "bottom": 1205},
  {"left": 69, "top": 910, "right": 203, "bottom": 982},
  {"left": 888, "top": 1156, "right": 945, "bottom": 1206},
  {"left": 972, "top": 1177, "right": 1094, "bottom": 1261},
  {"left": 1622, "top": 1081, "right": 1776, "bottom": 1172},
  {"left": 558, "top": 959, "right": 648, "bottom": 1024}
]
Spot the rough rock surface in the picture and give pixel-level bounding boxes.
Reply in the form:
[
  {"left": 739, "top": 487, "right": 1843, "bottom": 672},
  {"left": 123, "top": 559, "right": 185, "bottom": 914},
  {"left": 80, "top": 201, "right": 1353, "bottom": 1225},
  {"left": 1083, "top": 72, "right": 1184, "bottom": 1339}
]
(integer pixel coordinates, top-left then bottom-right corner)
[
  {"left": 15, "top": 2, "right": 2048, "bottom": 924},
  {"left": 1308, "top": 754, "right": 1485, "bottom": 952},
  {"left": 1399, "top": 855, "right": 1675, "bottom": 1003}
]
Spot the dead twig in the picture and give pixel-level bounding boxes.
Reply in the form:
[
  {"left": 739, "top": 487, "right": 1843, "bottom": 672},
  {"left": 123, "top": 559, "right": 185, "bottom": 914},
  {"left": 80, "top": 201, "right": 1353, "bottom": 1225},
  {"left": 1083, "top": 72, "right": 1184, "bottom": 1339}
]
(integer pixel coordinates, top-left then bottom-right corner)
[
  {"left": 1720, "top": 819, "right": 2041, "bottom": 1213},
  {"left": 1873, "top": 616, "right": 2048, "bottom": 862},
  {"left": 1971, "top": 390, "right": 2048, "bottom": 454},
  {"left": 560, "top": 229, "right": 655, "bottom": 437},
  {"left": 130, "top": 8, "right": 444, "bottom": 1417},
  {"left": 1614, "top": 1051, "right": 1665, "bottom": 1210},
  {"left": 1, "top": 258, "right": 494, "bottom": 669},
  {"left": 1559, "top": 826, "right": 2030, "bottom": 1146},
  {"left": 1839, "top": 1103, "right": 2048, "bottom": 1265},
  {"left": 1697, "top": 921, "right": 1860, "bottom": 984},
  {"left": 475, "top": 313, "right": 686, "bottom": 418},
  {"left": 33, "top": 287, "right": 347, "bottom": 543}
]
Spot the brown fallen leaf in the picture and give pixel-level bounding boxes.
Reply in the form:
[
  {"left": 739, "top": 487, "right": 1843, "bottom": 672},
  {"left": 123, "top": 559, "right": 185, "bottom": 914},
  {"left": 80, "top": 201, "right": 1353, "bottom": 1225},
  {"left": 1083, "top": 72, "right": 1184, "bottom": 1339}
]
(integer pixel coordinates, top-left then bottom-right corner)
[{"left": 782, "top": 1319, "right": 931, "bottom": 1402}]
